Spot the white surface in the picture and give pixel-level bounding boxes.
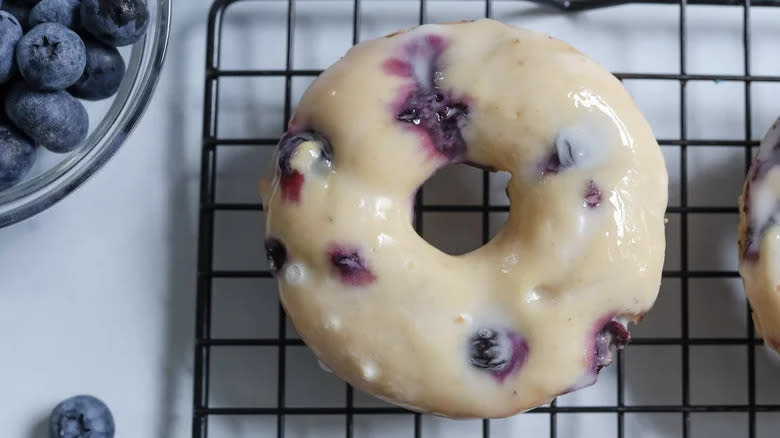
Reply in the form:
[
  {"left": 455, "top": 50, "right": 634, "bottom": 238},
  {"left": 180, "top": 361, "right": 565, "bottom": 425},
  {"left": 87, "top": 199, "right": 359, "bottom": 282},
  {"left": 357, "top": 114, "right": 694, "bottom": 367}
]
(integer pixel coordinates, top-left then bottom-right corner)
[{"left": 1, "top": 1, "right": 780, "bottom": 438}]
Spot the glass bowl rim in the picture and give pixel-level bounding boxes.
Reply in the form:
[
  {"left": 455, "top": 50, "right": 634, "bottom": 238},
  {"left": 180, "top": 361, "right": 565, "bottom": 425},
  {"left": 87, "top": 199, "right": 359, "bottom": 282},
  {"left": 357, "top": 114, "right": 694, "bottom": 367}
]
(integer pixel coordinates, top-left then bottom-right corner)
[{"left": 0, "top": 0, "right": 173, "bottom": 228}]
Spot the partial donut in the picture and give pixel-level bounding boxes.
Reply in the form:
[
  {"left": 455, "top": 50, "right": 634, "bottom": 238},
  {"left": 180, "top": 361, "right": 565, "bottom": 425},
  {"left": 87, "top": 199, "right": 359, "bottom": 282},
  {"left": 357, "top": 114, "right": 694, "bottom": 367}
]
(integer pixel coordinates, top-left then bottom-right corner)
[
  {"left": 259, "top": 19, "right": 668, "bottom": 418},
  {"left": 739, "top": 117, "right": 780, "bottom": 354}
]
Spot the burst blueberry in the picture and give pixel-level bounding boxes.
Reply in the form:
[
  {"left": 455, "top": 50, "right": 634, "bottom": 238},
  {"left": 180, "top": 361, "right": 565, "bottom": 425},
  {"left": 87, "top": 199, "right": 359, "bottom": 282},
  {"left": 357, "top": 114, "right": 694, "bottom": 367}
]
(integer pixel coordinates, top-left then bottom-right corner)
[
  {"left": 593, "top": 319, "right": 630, "bottom": 372},
  {"left": 327, "top": 244, "right": 376, "bottom": 286},
  {"left": 49, "top": 395, "right": 115, "bottom": 438},
  {"left": 275, "top": 130, "right": 332, "bottom": 203},
  {"left": 395, "top": 89, "right": 469, "bottom": 160},
  {"left": 386, "top": 35, "right": 469, "bottom": 161},
  {"left": 276, "top": 130, "right": 332, "bottom": 175},
  {"left": 80, "top": 0, "right": 148, "bottom": 47},
  {"left": 264, "top": 237, "right": 287, "bottom": 274},
  {"left": 584, "top": 180, "right": 601, "bottom": 208},
  {"left": 16, "top": 22, "right": 86, "bottom": 90},
  {"left": 0, "top": 10, "right": 22, "bottom": 84},
  {"left": 0, "top": 124, "right": 35, "bottom": 190}
]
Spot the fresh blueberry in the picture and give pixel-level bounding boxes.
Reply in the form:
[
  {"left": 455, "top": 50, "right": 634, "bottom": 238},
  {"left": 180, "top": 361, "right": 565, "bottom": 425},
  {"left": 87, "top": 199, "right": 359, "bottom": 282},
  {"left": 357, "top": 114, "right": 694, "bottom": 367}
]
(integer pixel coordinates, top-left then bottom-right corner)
[
  {"left": 1, "top": 2, "right": 32, "bottom": 31},
  {"left": 16, "top": 22, "right": 86, "bottom": 90},
  {"left": 327, "top": 244, "right": 376, "bottom": 286},
  {"left": 5, "top": 83, "right": 89, "bottom": 152},
  {"left": 80, "top": 0, "right": 148, "bottom": 47},
  {"left": 0, "top": 124, "right": 35, "bottom": 190},
  {"left": 264, "top": 237, "right": 287, "bottom": 274},
  {"left": 49, "top": 395, "right": 115, "bottom": 438},
  {"left": 0, "top": 10, "right": 22, "bottom": 83},
  {"left": 68, "top": 36, "right": 124, "bottom": 100},
  {"left": 29, "top": 0, "right": 81, "bottom": 29}
]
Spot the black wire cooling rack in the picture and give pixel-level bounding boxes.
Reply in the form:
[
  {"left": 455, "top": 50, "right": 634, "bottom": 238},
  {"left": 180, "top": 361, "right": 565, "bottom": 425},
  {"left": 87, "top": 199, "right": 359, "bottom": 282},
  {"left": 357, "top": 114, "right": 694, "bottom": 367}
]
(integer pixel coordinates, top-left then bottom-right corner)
[{"left": 194, "top": 1, "right": 780, "bottom": 437}]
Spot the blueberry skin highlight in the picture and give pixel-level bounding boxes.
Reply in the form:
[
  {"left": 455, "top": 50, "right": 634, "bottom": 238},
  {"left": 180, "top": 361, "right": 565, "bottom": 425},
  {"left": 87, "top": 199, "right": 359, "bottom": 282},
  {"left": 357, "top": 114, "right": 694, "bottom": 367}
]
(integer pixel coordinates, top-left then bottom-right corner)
[
  {"left": 80, "top": 0, "right": 148, "bottom": 47},
  {"left": 0, "top": 10, "right": 22, "bottom": 83},
  {"left": 0, "top": 124, "right": 35, "bottom": 189},
  {"left": 5, "top": 82, "right": 89, "bottom": 152},
  {"left": 29, "top": 0, "right": 81, "bottom": 29},
  {"left": 16, "top": 22, "right": 86, "bottom": 90},
  {"left": 68, "top": 36, "right": 124, "bottom": 100},
  {"left": 49, "top": 395, "right": 115, "bottom": 438}
]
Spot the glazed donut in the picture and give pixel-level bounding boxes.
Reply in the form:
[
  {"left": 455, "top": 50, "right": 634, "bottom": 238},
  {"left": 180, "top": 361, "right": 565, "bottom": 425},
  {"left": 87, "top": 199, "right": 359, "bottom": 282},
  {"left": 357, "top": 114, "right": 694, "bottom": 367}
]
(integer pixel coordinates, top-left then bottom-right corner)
[
  {"left": 739, "top": 117, "right": 780, "bottom": 354},
  {"left": 259, "top": 19, "right": 668, "bottom": 418}
]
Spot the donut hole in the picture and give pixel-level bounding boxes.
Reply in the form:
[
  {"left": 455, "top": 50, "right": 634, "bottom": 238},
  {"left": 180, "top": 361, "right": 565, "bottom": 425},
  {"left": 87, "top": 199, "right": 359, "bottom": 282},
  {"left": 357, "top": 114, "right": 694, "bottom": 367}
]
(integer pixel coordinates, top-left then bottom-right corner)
[{"left": 416, "top": 162, "right": 497, "bottom": 255}]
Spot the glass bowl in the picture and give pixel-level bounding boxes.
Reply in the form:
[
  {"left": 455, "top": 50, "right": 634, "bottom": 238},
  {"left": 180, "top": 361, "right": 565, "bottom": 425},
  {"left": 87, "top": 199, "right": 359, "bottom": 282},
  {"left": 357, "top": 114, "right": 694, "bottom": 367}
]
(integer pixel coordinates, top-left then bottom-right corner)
[{"left": 0, "top": 0, "right": 172, "bottom": 228}]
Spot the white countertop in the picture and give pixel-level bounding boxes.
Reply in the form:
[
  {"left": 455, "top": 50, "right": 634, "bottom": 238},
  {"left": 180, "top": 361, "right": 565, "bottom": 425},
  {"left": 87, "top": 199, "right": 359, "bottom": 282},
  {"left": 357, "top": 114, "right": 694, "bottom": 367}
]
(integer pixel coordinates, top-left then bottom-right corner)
[
  {"left": 0, "top": 1, "right": 208, "bottom": 436},
  {"left": 2, "top": 2, "right": 780, "bottom": 438}
]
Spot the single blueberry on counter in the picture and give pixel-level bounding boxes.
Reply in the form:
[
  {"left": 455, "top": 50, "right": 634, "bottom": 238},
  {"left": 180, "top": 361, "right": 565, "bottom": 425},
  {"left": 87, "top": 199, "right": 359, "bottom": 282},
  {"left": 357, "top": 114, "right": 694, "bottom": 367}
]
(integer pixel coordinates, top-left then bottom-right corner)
[
  {"left": 5, "top": 82, "right": 89, "bottom": 152},
  {"left": 49, "top": 395, "right": 115, "bottom": 438},
  {"left": 0, "top": 124, "right": 35, "bottom": 190},
  {"left": 80, "top": 0, "right": 148, "bottom": 47},
  {"left": 29, "top": 0, "right": 81, "bottom": 29},
  {"left": 0, "top": 10, "right": 23, "bottom": 84},
  {"left": 68, "top": 36, "right": 124, "bottom": 100},
  {"left": 16, "top": 22, "right": 86, "bottom": 90}
]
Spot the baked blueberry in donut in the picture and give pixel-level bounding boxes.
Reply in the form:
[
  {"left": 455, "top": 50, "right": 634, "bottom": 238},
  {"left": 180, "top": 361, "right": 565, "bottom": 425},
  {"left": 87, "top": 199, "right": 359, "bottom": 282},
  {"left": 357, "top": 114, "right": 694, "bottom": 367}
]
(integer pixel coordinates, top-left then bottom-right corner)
[
  {"left": 594, "top": 319, "right": 630, "bottom": 372},
  {"left": 386, "top": 35, "right": 470, "bottom": 161},
  {"left": 584, "top": 180, "right": 602, "bottom": 208},
  {"left": 327, "top": 244, "right": 376, "bottom": 286},
  {"left": 470, "top": 328, "right": 510, "bottom": 370},
  {"left": 260, "top": 19, "right": 668, "bottom": 418},
  {"left": 738, "top": 117, "right": 780, "bottom": 353},
  {"left": 264, "top": 237, "right": 287, "bottom": 274},
  {"left": 469, "top": 328, "right": 529, "bottom": 382},
  {"left": 274, "top": 131, "right": 332, "bottom": 203}
]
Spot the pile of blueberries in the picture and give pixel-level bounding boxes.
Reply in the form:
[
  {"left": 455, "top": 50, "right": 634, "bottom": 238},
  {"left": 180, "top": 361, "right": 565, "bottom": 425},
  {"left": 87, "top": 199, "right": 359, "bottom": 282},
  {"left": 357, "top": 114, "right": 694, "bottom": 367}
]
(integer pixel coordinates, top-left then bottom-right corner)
[{"left": 0, "top": 0, "right": 149, "bottom": 191}]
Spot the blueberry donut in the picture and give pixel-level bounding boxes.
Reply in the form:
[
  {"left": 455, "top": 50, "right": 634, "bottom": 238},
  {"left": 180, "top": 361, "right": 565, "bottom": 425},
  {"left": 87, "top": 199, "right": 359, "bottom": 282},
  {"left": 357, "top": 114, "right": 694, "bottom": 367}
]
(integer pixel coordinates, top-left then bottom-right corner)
[
  {"left": 739, "top": 117, "right": 780, "bottom": 354},
  {"left": 259, "top": 19, "right": 668, "bottom": 418}
]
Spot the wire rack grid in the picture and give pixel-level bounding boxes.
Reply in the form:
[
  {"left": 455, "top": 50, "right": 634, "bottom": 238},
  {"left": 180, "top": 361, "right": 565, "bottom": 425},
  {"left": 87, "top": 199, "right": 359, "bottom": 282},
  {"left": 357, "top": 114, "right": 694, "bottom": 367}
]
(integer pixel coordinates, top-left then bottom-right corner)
[{"left": 194, "top": 1, "right": 780, "bottom": 437}]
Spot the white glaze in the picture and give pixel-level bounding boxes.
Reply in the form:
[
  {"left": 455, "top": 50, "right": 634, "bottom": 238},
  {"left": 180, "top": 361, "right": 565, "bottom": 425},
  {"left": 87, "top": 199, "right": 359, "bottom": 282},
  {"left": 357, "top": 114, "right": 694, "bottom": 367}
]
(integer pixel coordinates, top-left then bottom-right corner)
[
  {"left": 260, "top": 19, "right": 668, "bottom": 418},
  {"left": 739, "top": 118, "right": 780, "bottom": 353}
]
